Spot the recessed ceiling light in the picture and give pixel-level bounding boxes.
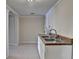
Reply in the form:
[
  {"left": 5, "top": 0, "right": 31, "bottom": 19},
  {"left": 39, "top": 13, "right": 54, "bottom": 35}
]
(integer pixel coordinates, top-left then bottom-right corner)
[{"left": 28, "top": 0, "right": 33, "bottom": 2}]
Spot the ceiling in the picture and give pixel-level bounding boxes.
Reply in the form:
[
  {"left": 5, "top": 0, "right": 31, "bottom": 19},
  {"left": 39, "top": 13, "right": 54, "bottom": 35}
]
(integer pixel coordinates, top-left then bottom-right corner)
[{"left": 7, "top": 0, "right": 58, "bottom": 16}]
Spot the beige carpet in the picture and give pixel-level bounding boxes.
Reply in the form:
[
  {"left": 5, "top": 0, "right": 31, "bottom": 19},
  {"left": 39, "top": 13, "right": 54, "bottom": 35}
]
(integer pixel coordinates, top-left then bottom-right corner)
[{"left": 7, "top": 44, "right": 40, "bottom": 59}]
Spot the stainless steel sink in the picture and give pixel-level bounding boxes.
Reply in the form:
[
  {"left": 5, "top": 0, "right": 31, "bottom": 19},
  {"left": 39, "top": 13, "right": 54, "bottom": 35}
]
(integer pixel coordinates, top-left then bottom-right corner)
[
  {"left": 45, "top": 38, "right": 56, "bottom": 41},
  {"left": 41, "top": 35, "right": 63, "bottom": 42}
]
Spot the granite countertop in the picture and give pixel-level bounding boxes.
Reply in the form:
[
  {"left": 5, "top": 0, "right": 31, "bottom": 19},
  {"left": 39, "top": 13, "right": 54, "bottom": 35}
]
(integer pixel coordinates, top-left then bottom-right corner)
[{"left": 39, "top": 34, "right": 73, "bottom": 45}]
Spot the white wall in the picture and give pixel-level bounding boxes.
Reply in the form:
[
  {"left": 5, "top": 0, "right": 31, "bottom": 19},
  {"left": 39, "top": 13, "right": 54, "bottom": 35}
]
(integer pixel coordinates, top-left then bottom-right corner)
[
  {"left": 19, "top": 16, "right": 45, "bottom": 44},
  {"left": 45, "top": 0, "right": 73, "bottom": 38}
]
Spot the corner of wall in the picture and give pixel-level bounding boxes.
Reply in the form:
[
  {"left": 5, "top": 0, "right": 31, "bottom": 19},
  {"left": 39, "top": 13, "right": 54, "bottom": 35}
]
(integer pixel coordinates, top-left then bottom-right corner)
[{"left": 6, "top": 4, "right": 19, "bottom": 16}]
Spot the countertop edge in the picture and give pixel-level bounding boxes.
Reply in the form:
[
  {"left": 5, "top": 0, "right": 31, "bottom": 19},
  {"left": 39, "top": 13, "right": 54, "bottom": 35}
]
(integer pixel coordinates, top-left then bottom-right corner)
[{"left": 39, "top": 34, "right": 73, "bottom": 45}]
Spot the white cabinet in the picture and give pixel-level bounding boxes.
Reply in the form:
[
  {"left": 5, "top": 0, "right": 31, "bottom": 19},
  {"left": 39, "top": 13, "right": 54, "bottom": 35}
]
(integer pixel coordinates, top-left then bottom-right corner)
[
  {"left": 38, "top": 36, "right": 45, "bottom": 59},
  {"left": 45, "top": 45, "right": 72, "bottom": 59},
  {"left": 38, "top": 36, "right": 72, "bottom": 59}
]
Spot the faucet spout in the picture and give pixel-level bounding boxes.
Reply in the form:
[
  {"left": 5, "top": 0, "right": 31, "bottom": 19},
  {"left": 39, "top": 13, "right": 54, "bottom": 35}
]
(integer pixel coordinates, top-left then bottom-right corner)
[
  {"left": 52, "top": 29, "right": 57, "bottom": 38},
  {"left": 48, "top": 28, "right": 57, "bottom": 39}
]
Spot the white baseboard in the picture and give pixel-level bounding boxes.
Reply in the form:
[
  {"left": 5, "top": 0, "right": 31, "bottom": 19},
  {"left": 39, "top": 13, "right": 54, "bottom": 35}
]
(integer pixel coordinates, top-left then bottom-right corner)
[{"left": 19, "top": 41, "right": 37, "bottom": 45}]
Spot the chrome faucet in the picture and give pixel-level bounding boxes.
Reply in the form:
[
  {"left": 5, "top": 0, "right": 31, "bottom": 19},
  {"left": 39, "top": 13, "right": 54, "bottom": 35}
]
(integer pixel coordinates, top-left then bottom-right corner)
[
  {"left": 48, "top": 25, "right": 57, "bottom": 38},
  {"left": 49, "top": 29, "right": 57, "bottom": 38},
  {"left": 48, "top": 25, "right": 62, "bottom": 41},
  {"left": 51, "top": 29, "right": 62, "bottom": 41}
]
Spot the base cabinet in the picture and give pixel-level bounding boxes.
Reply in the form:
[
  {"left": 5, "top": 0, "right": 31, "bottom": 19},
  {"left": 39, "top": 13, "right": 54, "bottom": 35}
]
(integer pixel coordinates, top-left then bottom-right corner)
[
  {"left": 38, "top": 36, "right": 45, "bottom": 59},
  {"left": 45, "top": 46, "right": 72, "bottom": 59},
  {"left": 38, "top": 36, "right": 72, "bottom": 59}
]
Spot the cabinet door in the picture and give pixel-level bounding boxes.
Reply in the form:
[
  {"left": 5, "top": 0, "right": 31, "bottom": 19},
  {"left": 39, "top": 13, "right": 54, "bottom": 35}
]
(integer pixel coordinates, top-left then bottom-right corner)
[
  {"left": 40, "top": 38, "right": 45, "bottom": 59},
  {"left": 38, "top": 36, "right": 45, "bottom": 59},
  {"left": 45, "top": 45, "right": 72, "bottom": 59},
  {"left": 38, "top": 36, "right": 41, "bottom": 56},
  {"left": 61, "top": 45, "right": 72, "bottom": 59}
]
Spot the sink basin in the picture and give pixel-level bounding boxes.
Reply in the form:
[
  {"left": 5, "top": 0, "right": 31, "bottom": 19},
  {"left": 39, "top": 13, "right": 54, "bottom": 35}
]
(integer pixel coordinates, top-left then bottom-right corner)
[
  {"left": 42, "top": 36, "right": 56, "bottom": 41},
  {"left": 45, "top": 38, "right": 64, "bottom": 42},
  {"left": 45, "top": 38, "right": 56, "bottom": 41},
  {"left": 45, "top": 38, "right": 63, "bottom": 42},
  {"left": 41, "top": 35, "right": 63, "bottom": 42}
]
